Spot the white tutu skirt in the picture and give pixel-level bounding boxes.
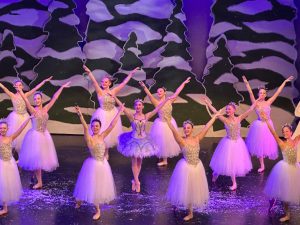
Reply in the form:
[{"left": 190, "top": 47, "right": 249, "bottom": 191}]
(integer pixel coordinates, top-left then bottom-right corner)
[
  {"left": 118, "top": 132, "right": 158, "bottom": 158},
  {"left": 166, "top": 159, "right": 209, "bottom": 208},
  {"left": 19, "top": 129, "right": 59, "bottom": 172},
  {"left": 90, "top": 107, "right": 123, "bottom": 148},
  {"left": 264, "top": 161, "right": 300, "bottom": 204},
  {"left": 246, "top": 119, "right": 278, "bottom": 159},
  {"left": 0, "top": 158, "right": 22, "bottom": 204},
  {"left": 210, "top": 137, "right": 252, "bottom": 177},
  {"left": 150, "top": 118, "right": 180, "bottom": 158},
  {"left": 6, "top": 111, "right": 31, "bottom": 152},
  {"left": 73, "top": 157, "right": 116, "bottom": 205}
]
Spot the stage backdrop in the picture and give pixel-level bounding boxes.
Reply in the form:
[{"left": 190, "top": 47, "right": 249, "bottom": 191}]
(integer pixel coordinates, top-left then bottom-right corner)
[{"left": 0, "top": 0, "right": 299, "bottom": 136}]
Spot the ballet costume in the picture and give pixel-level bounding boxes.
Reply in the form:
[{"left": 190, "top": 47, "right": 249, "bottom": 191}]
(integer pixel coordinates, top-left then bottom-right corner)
[
  {"left": 19, "top": 110, "right": 58, "bottom": 172},
  {"left": 90, "top": 94, "right": 123, "bottom": 148},
  {"left": 264, "top": 145, "right": 300, "bottom": 204},
  {"left": 246, "top": 104, "right": 278, "bottom": 159},
  {"left": 74, "top": 141, "right": 116, "bottom": 204},
  {"left": 166, "top": 142, "right": 209, "bottom": 208},
  {"left": 0, "top": 141, "right": 22, "bottom": 204},
  {"left": 210, "top": 120, "right": 252, "bottom": 177},
  {"left": 150, "top": 101, "right": 180, "bottom": 158},
  {"left": 6, "top": 96, "right": 31, "bottom": 152},
  {"left": 118, "top": 115, "right": 158, "bottom": 158}
]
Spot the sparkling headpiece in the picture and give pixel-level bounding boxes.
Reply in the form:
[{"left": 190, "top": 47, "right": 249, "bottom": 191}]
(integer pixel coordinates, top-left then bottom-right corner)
[
  {"left": 0, "top": 118, "right": 7, "bottom": 125},
  {"left": 159, "top": 86, "right": 167, "bottom": 92},
  {"left": 13, "top": 78, "right": 23, "bottom": 85},
  {"left": 258, "top": 86, "right": 268, "bottom": 91},
  {"left": 34, "top": 91, "right": 43, "bottom": 97},
  {"left": 183, "top": 119, "right": 194, "bottom": 127},
  {"left": 228, "top": 102, "right": 237, "bottom": 109},
  {"left": 281, "top": 123, "right": 293, "bottom": 131},
  {"left": 134, "top": 98, "right": 144, "bottom": 104}
]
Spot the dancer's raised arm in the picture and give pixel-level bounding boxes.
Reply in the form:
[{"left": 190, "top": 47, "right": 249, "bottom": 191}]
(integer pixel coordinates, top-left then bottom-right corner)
[
  {"left": 239, "top": 99, "right": 259, "bottom": 121},
  {"left": 44, "top": 82, "right": 70, "bottom": 112},
  {"left": 171, "top": 77, "right": 191, "bottom": 102},
  {"left": 25, "top": 76, "right": 52, "bottom": 97},
  {"left": 195, "top": 111, "right": 221, "bottom": 142},
  {"left": 0, "top": 82, "right": 14, "bottom": 98},
  {"left": 267, "top": 76, "right": 294, "bottom": 105},
  {"left": 242, "top": 76, "right": 256, "bottom": 104},
  {"left": 114, "top": 96, "right": 134, "bottom": 122},
  {"left": 146, "top": 96, "right": 175, "bottom": 120},
  {"left": 10, "top": 116, "right": 32, "bottom": 140},
  {"left": 166, "top": 120, "right": 185, "bottom": 148},
  {"left": 112, "top": 67, "right": 139, "bottom": 95},
  {"left": 101, "top": 104, "right": 125, "bottom": 138},
  {"left": 204, "top": 98, "right": 227, "bottom": 123},
  {"left": 83, "top": 65, "right": 103, "bottom": 96},
  {"left": 139, "top": 81, "right": 158, "bottom": 106},
  {"left": 17, "top": 89, "right": 35, "bottom": 114},
  {"left": 75, "top": 106, "right": 91, "bottom": 144},
  {"left": 261, "top": 112, "right": 283, "bottom": 147}
]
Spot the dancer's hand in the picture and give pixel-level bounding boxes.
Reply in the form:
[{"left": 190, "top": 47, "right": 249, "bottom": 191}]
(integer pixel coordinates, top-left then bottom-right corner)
[
  {"left": 83, "top": 65, "right": 91, "bottom": 73},
  {"left": 139, "top": 81, "right": 146, "bottom": 89},
  {"left": 183, "top": 77, "right": 191, "bottom": 85},
  {"left": 75, "top": 106, "right": 82, "bottom": 116},
  {"left": 242, "top": 76, "right": 249, "bottom": 84},
  {"left": 62, "top": 81, "right": 71, "bottom": 88},
  {"left": 285, "top": 76, "right": 294, "bottom": 83},
  {"left": 260, "top": 112, "right": 268, "bottom": 121},
  {"left": 44, "top": 76, "right": 53, "bottom": 82}
]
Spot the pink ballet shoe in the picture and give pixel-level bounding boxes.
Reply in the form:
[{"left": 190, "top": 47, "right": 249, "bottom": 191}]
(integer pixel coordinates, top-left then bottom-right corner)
[
  {"left": 75, "top": 201, "right": 82, "bottom": 209},
  {"left": 33, "top": 183, "right": 42, "bottom": 190},
  {"left": 157, "top": 161, "right": 168, "bottom": 167},
  {"left": 183, "top": 213, "right": 193, "bottom": 221},
  {"left": 279, "top": 213, "right": 290, "bottom": 222},
  {"left": 92, "top": 212, "right": 101, "bottom": 220},
  {"left": 131, "top": 180, "right": 136, "bottom": 191},
  {"left": 257, "top": 167, "right": 265, "bottom": 173},
  {"left": 135, "top": 181, "right": 141, "bottom": 193},
  {"left": 229, "top": 184, "right": 237, "bottom": 191},
  {"left": 212, "top": 173, "right": 219, "bottom": 183},
  {"left": 0, "top": 210, "right": 8, "bottom": 217}
]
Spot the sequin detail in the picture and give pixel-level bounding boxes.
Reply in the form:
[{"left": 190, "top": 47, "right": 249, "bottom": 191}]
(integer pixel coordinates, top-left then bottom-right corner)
[
  {"left": 90, "top": 142, "right": 106, "bottom": 161},
  {"left": 158, "top": 101, "right": 172, "bottom": 122},
  {"left": 99, "top": 94, "right": 115, "bottom": 111},
  {"left": 225, "top": 120, "right": 241, "bottom": 140},
  {"left": 12, "top": 97, "right": 27, "bottom": 115},
  {"left": 0, "top": 142, "right": 12, "bottom": 161},
  {"left": 182, "top": 143, "right": 200, "bottom": 166},
  {"left": 255, "top": 104, "right": 271, "bottom": 121},
  {"left": 282, "top": 145, "right": 297, "bottom": 165},
  {"left": 131, "top": 116, "right": 147, "bottom": 138},
  {"left": 32, "top": 110, "right": 48, "bottom": 132}
]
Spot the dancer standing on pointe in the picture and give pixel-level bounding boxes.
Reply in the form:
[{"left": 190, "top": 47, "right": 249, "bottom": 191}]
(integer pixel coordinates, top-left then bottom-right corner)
[
  {"left": 0, "top": 77, "right": 52, "bottom": 153},
  {"left": 17, "top": 82, "right": 70, "bottom": 189},
  {"left": 261, "top": 113, "right": 300, "bottom": 222},
  {"left": 83, "top": 65, "right": 139, "bottom": 159},
  {"left": 73, "top": 104, "right": 124, "bottom": 220},
  {"left": 205, "top": 100, "right": 256, "bottom": 190},
  {"left": 243, "top": 75, "right": 294, "bottom": 172},
  {"left": 165, "top": 111, "right": 221, "bottom": 221},
  {"left": 139, "top": 77, "right": 191, "bottom": 166},
  {"left": 0, "top": 116, "right": 31, "bottom": 216},
  {"left": 115, "top": 95, "right": 174, "bottom": 193}
]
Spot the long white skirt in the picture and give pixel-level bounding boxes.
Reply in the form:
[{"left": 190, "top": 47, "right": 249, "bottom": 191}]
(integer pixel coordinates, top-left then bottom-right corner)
[
  {"left": 150, "top": 118, "right": 180, "bottom": 158},
  {"left": 19, "top": 129, "right": 59, "bottom": 172},
  {"left": 210, "top": 137, "right": 252, "bottom": 176},
  {"left": 166, "top": 159, "right": 209, "bottom": 209},
  {"left": 6, "top": 111, "right": 31, "bottom": 153},
  {"left": 90, "top": 107, "right": 123, "bottom": 148},
  {"left": 73, "top": 157, "right": 116, "bottom": 205},
  {"left": 0, "top": 158, "right": 22, "bottom": 204},
  {"left": 246, "top": 119, "right": 278, "bottom": 159}
]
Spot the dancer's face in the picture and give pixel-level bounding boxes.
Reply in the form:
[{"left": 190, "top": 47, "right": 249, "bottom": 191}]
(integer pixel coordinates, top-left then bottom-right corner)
[
  {"left": 101, "top": 77, "right": 111, "bottom": 89},
  {"left": 183, "top": 123, "right": 193, "bottom": 136},
  {"left": 0, "top": 123, "right": 8, "bottom": 136},
  {"left": 134, "top": 101, "right": 144, "bottom": 113},
  {"left": 157, "top": 88, "right": 166, "bottom": 99},
  {"left": 282, "top": 127, "right": 292, "bottom": 139},
  {"left": 34, "top": 93, "right": 42, "bottom": 106},
  {"left": 226, "top": 105, "right": 235, "bottom": 116},
  {"left": 258, "top": 89, "right": 267, "bottom": 100},
  {"left": 91, "top": 121, "right": 101, "bottom": 135},
  {"left": 14, "top": 81, "right": 23, "bottom": 91}
]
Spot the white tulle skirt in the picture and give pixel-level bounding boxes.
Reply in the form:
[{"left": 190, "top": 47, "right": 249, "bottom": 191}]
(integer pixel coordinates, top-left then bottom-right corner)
[
  {"left": 6, "top": 111, "right": 31, "bottom": 152},
  {"left": 246, "top": 119, "right": 278, "bottom": 159},
  {"left": 73, "top": 157, "right": 116, "bottom": 205},
  {"left": 210, "top": 137, "right": 252, "bottom": 176},
  {"left": 264, "top": 161, "right": 300, "bottom": 204},
  {"left": 166, "top": 159, "right": 209, "bottom": 209},
  {"left": 0, "top": 158, "right": 22, "bottom": 204},
  {"left": 90, "top": 107, "right": 123, "bottom": 148},
  {"left": 150, "top": 118, "right": 180, "bottom": 158},
  {"left": 19, "top": 129, "right": 59, "bottom": 172}
]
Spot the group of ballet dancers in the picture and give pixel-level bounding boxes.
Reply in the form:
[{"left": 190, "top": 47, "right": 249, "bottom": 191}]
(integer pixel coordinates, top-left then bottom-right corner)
[{"left": 0, "top": 66, "right": 299, "bottom": 222}]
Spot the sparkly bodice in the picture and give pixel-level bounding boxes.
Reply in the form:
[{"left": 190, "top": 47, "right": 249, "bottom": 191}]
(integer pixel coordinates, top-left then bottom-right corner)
[
  {"left": 12, "top": 96, "right": 27, "bottom": 114},
  {"left": 282, "top": 145, "right": 297, "bottom": 165},
  {"left": 225, "top": 120, "right": 241, "bottom": 140},
  {"left": 0, "top": 142, "right": 12, "bottom": 161},
  {"left": 255, "top": 104, "right": 271, "bottom": 120},
  {"left": 182, "top": 143, "right": 200, "bottom": 166},
  {"left": 98, "top": 94, "right": 115, "bottom": 111},
  {"left": 131, "top": 116, "right": 147, "bottom": 138},
  {"left": 32, "top": 110, "right": 48, "bottom": 132},
  {"left": 90, "top": 142, "right": 106, "bottom": 161},
  {"left": 158, "top": 101, "right": 172, "bottom": 122}
]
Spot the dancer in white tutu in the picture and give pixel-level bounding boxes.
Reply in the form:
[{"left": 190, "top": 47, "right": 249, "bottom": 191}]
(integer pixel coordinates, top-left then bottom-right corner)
[
  {"left": 0, "top": 116, "right": 31, "bottom": 216},
  {"left": 115, "top": 95, "right": 173, "bottom": 193},
  {"left": 243, "top": 75, "right": 294, "bottom": 172},
  {"left": 262, "top": 113, "right": 300, "bottom": 222},
  {"left": 0, "top": 77, "right": 52, "bottom": 153},
  {"left": 139, "top": 77, "right": 190, "bottom": 166},
  {"left": 83, "top": 65, "right": 139, "bottom": 158},
  {"left": 17, "top": 82, "right": 70, "bottom": 189},
  {"left": 205, "top": 100, "right": 257, "bottom": 190},
  {"left": 165, "top": 112, "right": 220, "bottom": 221},
  {"left": 73, "top": 104, "right": 124, "bottom": 220}
]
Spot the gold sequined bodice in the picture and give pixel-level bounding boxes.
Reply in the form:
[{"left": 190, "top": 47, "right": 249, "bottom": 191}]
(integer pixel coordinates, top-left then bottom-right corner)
[
  {"left": 282, "top": 145, "right": 297, "bottom": 165},
  {"left": 90, "top": 142, "right": 106, "bottom": 161},
  {"left": 131, "top": 116, "right": 147, "bottom": 139},
  {"left": 158, "top": 101, "right": 172, "bottom": 122},
  {"left": 12, "top": 96, "right": 27, "bottom": 114},
  {"left": 98, "top": 94, "right": 115, "bottom": 111},
  {"left": 32, "top": 110, "right": 48, "bottom": 132},
  {"left": 225, "top": 120, "right": 241, "bottom": 140},
  {"left": 182, "top": 143, "right": 200, "bottom": 166},
  {"left": 0, "top": 142, "right": 12, "bottom": 161},
  {"left": 255, "top": 104, "right": 271, "bottom": 120}
]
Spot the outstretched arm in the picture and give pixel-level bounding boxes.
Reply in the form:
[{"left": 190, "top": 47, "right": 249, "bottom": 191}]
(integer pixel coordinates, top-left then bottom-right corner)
[
  {"left": 145, "top": 96, "right": 175, "bottom": 120},
  {"left": 44, "top": 82, "right": 70, "bottom": 112},
  {"left": 195, "top": 111, "right": 220, "bottom": 142},
  {"left": 139, "top": 81, "right": 159, "bottom": 106},
  {"left": 17, "top": 88, "right": 36, "bottom": 114},
  {"left": 25, "top": 76, "right": 53, "bottom": 97},
  {"left": 83, "top": 65, "right": 103, "bottom": 96},
  {"left": 0, "top": 82, "right": 15, "bottom": 98},
  {"left": 101, "top": 104, "right": 124, "bottom": 138},
  {"left": 75, "top": 106, "right": 92, "bottom": 144},
  {"left": 204, "top": 98, "right": 227, "bottom": 123},
  {"left": 112, "top": 67, "right": 139, "bottom": 95},
  {"left": 242, "top": 76, "right": 256, "bottom": 104},
  {"left": 267, "top": 76, "right": 294, "bottom": 105},
  {"left": 114, "top": 95, "right": 134, "bottom": 122},
  {"left": 261, "top": 112, "right": 283, "bottom": 147},
  {"left": 239, "top": 99, "right": 258, "bottom": 121},
  {"left": 10, "top": 116, "right": 32, "bottom": 140},
  {"left": 166, "top": 119, "right": 185, "bottom": 148},
  {"left": 170, "top": 77, "right": 191, "bottom": 103}
]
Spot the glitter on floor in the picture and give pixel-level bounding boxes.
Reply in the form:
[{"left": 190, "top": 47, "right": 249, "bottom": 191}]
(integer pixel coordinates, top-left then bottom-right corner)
[{"left": 0, "top": 136, "right": 299, "bottom": 225}]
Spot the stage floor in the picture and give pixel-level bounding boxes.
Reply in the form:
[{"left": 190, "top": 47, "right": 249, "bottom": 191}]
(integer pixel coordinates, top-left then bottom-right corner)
[{"left": 1, "top": 136, "right": 299, "bottom": 225}]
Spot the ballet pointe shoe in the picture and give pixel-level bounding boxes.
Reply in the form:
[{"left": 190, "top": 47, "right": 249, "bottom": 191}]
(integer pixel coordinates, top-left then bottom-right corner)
[
  {"left": 0, "top": 209, "right": 8, "bottom": 216},
  {"left": 33, "top": 183, "right": 42, "bottom": 190},
  {"left": 135, "top": 181, "right": 141, "bottom": 193},
  {"left": 258, "top": 166, "right": 265, "bottom": 173},
  {"left": 279, "top": 212, "right": 290, "bottom": 222},
  {"left": 131, "top": 180, "right": 136, "bottom": 191},
  {"left": 157, "top": 161, "right": 167, "bottom": 167},
  {"left": 183, "top": 213, "right": 193, "bottom": 221},
  {"left": 92, "top": 211, "right": 101, "bottom": 220},
  {"left": 75, "top": 201, "right": 82, "bottom": 209},
  {"left": 212, "top": 173, "right": 218, "bottom": 183},
  {"left": 229, "top": 183, "right": 237, "bottom": 191}
]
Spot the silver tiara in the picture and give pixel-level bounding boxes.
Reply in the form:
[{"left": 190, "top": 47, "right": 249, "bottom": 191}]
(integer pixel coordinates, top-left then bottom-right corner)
[
  {"left": 281, "top": 123, "right": 292, "bottom": 130},
  {"left": 13, "top": 78, "right": 23, "bottom": 84},
  {"left": 134, "top": 98, "right": 144, "bottom": 104},
  {"left": 183, "top": 119, "right": 194, "bottom": 127},
  {"left": 228, "top": 102, "right": 237, "bottom": 109}
]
